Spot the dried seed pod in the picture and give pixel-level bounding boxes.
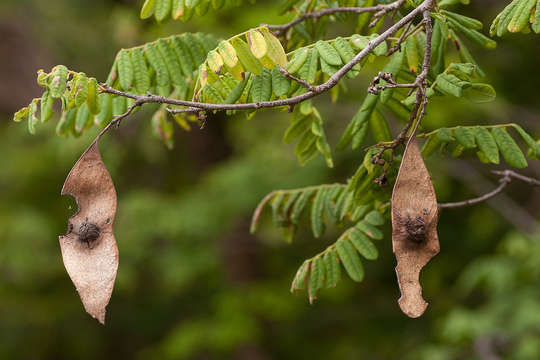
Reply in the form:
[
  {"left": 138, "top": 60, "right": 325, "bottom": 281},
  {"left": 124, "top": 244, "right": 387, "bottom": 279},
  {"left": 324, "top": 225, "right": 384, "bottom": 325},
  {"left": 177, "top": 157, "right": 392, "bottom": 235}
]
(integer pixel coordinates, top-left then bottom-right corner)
[
  {"left": 59, "top": 142, "right": 118, "bottom": 324},
  {"left": 391, "top": 137, "right": 439, "bottom": 318}
]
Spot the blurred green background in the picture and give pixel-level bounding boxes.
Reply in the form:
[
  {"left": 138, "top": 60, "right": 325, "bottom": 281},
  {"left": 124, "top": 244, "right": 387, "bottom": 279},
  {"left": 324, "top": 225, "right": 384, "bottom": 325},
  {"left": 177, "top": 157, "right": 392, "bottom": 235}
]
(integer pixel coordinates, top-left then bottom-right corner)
[{"left": 1, "top": 1, "right": 540, "bottom": 359}]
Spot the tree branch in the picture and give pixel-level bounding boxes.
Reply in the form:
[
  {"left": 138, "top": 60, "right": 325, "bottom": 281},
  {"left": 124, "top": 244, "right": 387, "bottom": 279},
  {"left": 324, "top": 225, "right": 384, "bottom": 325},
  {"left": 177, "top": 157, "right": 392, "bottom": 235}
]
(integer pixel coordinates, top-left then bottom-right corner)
[
  {"left": 438, "top": 170, "right": 540, "bottom": 209},
  {"left": 99, "top": 0, "right": 432, "bottom": 132},
  {"left": 266, "top": 0, "right": 406, "bottom": 35},
  {"left": 368, "top": 0, "right": 434, "bottom": 182}
]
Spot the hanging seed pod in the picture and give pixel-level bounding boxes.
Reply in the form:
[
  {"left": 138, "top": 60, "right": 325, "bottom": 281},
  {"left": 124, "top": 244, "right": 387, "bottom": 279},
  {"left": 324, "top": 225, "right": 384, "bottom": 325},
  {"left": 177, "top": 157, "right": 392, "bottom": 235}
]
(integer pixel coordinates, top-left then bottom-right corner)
[
  {"left": 59, "top": 142, "right": 118, "bottom": 324},
  {"left": 391, "top": 137, "right": 439, "bottom": 318}
]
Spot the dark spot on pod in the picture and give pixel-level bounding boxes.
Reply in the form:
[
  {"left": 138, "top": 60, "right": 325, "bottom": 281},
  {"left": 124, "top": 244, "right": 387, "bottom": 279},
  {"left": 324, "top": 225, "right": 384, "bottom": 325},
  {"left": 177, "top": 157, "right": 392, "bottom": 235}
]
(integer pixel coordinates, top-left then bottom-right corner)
[{"left": 79, "top": 221, "right": 101, "bottom": 248}]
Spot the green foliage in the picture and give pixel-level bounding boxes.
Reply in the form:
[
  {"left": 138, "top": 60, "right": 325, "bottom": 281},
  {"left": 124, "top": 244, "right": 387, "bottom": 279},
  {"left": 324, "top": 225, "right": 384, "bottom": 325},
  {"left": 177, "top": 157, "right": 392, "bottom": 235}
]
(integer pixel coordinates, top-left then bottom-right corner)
[
  {"left": 289, "top": 215, "right": 385, "bottom": 303},
  {"left": 419, "top": 124, "right": 537, "bottom": 168},
  {"left": 490, "top": 0, "right": 540, "bottom": 36},
  {"left": 16, "top": 33, "right": 216, "bottom": 142}
]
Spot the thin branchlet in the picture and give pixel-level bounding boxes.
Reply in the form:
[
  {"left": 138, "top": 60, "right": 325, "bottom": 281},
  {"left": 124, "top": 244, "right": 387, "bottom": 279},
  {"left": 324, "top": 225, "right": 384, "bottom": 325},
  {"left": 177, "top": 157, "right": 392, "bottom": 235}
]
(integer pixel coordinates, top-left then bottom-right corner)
[
  {"left": 266, "top": 0, "right": 406, "bottom": 35},
  {"left": 439, "top": 170, "right": 540, "bottom": 209}
]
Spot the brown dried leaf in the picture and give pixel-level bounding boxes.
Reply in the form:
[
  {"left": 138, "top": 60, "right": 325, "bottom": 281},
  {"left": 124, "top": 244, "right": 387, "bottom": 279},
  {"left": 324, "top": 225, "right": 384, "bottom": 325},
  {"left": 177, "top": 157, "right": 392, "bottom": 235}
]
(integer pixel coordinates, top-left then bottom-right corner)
[
  {"left": 391, "top": 137, "right": 439, "bottom": 318},
  {"left": 59, "top": 142, "right": 118, "bottom": 324}
]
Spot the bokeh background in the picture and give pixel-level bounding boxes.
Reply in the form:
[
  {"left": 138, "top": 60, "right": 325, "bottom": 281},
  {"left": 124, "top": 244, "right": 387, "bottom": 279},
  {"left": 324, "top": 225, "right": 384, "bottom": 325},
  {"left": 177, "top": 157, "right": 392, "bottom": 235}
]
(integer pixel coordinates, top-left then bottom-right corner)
[{"left": 1, "top": 1, "right": 540, "bottom": 359}]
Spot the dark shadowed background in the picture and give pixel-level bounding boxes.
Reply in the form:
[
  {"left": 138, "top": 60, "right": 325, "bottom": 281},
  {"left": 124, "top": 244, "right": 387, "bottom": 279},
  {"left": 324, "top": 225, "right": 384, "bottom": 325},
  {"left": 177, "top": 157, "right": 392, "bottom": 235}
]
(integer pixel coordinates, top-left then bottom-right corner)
[{"left": 1, "top": 1, "right": 539, "bottom": 359}]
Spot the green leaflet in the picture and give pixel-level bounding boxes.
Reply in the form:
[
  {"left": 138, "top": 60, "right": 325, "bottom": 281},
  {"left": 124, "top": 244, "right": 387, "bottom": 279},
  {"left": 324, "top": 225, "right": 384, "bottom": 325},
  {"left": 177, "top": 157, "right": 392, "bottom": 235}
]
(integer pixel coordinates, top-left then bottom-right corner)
[
  {"left": 323, "top": 249, "right": 340, "bottom": 288},
  {"left": 533, "top": 2, "right": 540, "bottom": 33},
  {"left": 311, "top": 187, "right": 327, "bottom": 238},
  {"left": 472, "top": 126, "right": 500, "bottom": 163},
  {"left": 355, "top": 221, "right": 383, "bottom": 240},
  {"left": 430, "top": 19, "right": 448, "bottom": 76},
  {"left": 224, "top": 77, "right": 249, "bottom": 104},
  {"left": 349, "top": 229, "right": 378, "bottom": 260},
  {"left": 282, "top": 191, "right": 301, "bottom": 219},
  {"left": 195, "top": 1, "right": 210, "bottom": 16},
  {"left": 320, "top": 57, "right": 340, "bottom": 76},
  {"left": 157, "top": 39, "right": 184, "bottom": 86},
  {"left": 350, "top": 34, "right": 370, "bottom": 51},
  {"left": 73, "top": 73, "right": 89, "bottom": 108},
  {"left": 295, "top": 131, "right": 318, "bottom": 165},
  {"left": 152, "top": 109, "right": 174, "bottom": 149},
  {"left": 405, "top": 36, "right": 420, "bottom": 73},
  {"left": 140, "top": 0, "right": 156, "bottom": 18},
  {"left": 384, "top": 97, "right": 410, "bottom": 122},
  {"left": 422, "top": 135, "right": 442, "bottom": 156},
  {"left": 447, "top": 62, "right": 477, "bottom": 77},
  {"left": 117, "top": 49, "right": 134, "bottom": 91},
  {"left": 154, "top": 0, "right": 172, "bottom": 21},
  {"left": 260, "top": 27, "right": 287, "bottom": 67},
  {"left": 497, "top": 0, "right": 520, "bottom": 36},
  {"left": 291, "top": 260, "right": 310, "bottom": 291},
  {"left": 231, "top": 37, "right": 263, "bottom": 75},
  {"left": 297, "top": 48, "right": 319, "bottom": 84},
  {"left": 308, "top": 256, "right": 324, "bottom": 300},
  {"left": 85, "top": 78, "right": 100, "bottom": 115},
  {"left": 451, "top": 31, "right": 485, "bottom": 77},
  {"left": 56, "top": 107, "right": 76, "bottom": 136},
  {"left": 48, "top": 65, "right": 68, "bottom": 98},
  {"left": 291, "top": 188, "right": 315, "bottom": 224},
  {"left": 364, "top": 210, "right": 384, "bottom": 226},
  {"left": 286, "top": 48, "right": 309, "bottom": 74},
  {"left": 130, "top": 48, "right": 151, "bottom": 94},
  {"left": 40, "top": 90, "right": 54, "bottom": 123},
  {"left": 74, "top": 103, "right": 91, "bottom": 133},
  {"left": 250, "top": 69, "right": 272, "bottom": 102},
  {"left": 171, "top": 37, "right": 196, "bottom": 78},
  {"left": 171, "top": 0, "right": 184, "bottom": 19},
  {"left": 218, "top": 40, "right": 239, "bottom": 68},
  {"left": 95, "top": 93, "right": 112, "bottom": 127},
  {"left": 335, "top": 189, "right": 353, "bottom": 221},
  {"left": 111, "top": 95, "right": 127, "bottom": 116},
  {"left": 339, "top": 93, "right": 378, "bottom": 149},
  {"left": 247, "top": 29, "right": 268, "bottom": 59},
  {"left": 271, "top": 67, "right": 290, "bottom": 97},
  {"left": 202, "top": 84, "right": 224, "bottom": 103},
  {"left": 106, "top": 59, "right": 117, "bottom": 86},
  {"left": 207, "top": 50, "right": 224, "bottom": 74},
  {"left": 351, "top": 122, "right": 369, "bottom": 150},
  {"left": 463, "top": 83, "right": 496, "bottom": 103},
  {"left": 144, "top": 43, "right": 170, "bottom": 88},
  {"left": 336, "top": 238, "right": 364, "bottom": 282},
  {"left": 369, "top": 109, "right": 392, "bottom": 142},
  {"left": 332, "top": 37, "right": 358, "bottom": 69},
  {"left": 441, "top": 10, "right": 483, "bottom": 30},
  {"left": 435, "top": 73, "right": 470, "bottom": 97},
  {"left": 447, "top": 18, "right": 497, "bottom": 49},
  {"left": 315, "top": 40, "right": 342, "bottom": 66},
  {"left": 452, "top": 144, "right": 465, "bottom": 158},
  {"left": 27, "top": 99, "right": 38, "bottom": 135},
  {"left": 437, "top": 127, "right": 454, "bottom": 142},
  {"left": 271, "top": 191, "right": 285, "bottom": 227},
  {"left": 454, "top": 126, "right": 476, "bottom": 149},
  {"left": 507, "top": 0, "right": 536, "bottom": 33},
  {"left": 284, "top": 115, "right": 311, "bottom": 144},
  {"left": 195, "top": 33, "right": 217, "bottom": 54},
  {"left": 183, "top": 33, "right": 207, "bottom": 65},
  {"left": 13, "top": 106, "right": 29, "bottom": 123},
  {"left": 512, "top": 124, "right": 540, "bottom": 158},
  {"left": 491, "top": 127, "right": 528, "bottom": 168},
  {"left": 369, "top": 33, "right": 388, "bottom": 56}
]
